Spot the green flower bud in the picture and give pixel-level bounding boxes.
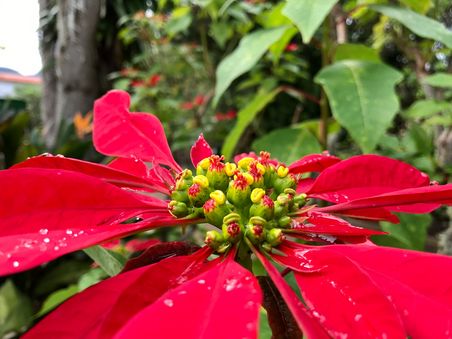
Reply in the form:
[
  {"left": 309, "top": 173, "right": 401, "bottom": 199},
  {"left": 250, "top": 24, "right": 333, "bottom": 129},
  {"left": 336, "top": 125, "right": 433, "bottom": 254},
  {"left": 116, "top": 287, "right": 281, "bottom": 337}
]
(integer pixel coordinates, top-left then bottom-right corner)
[
  {"left": 266, "top": 228, "right": 284, "bottom": 246},
  {"left": 278, "top": 216, "right": 292, "bottom": 228},
  {"left": 246, "top": 223, "right": 265, "bottom": 244},
  {"left": 204, "top": 230, "right": 224, "bottom": 250},
  {"left": 227, "top": 173, "right": 252, "bottom": 207},
  {"left": 249, "top": 194, "right": 274, "bottom": 220},
  {"left": 222, "top": 221, "right": 241, "bottom": 242},
  {"left": 203, "top": 192, "right": 231, "bottom": 227},
  {"left": 168, "top": 200, "right": 189, "bottom": 218}
]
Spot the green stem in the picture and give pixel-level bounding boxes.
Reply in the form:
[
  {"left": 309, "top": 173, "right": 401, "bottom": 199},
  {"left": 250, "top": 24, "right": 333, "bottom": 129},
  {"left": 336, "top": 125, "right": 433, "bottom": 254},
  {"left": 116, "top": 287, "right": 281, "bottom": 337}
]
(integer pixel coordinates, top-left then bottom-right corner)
[{"left": 236, "top": 240, "right": 253, "bottom": 272}]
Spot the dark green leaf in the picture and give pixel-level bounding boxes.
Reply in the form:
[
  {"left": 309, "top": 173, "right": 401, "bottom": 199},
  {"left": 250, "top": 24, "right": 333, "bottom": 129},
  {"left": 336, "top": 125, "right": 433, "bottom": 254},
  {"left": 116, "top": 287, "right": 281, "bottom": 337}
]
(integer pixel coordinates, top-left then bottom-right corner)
[
  {"left": 377, "top": 214, "right": 432, "bottom": 250},
  {"left": 403, "top": 99, "right": 452, "bottom": 119},
  {"left": 0, "top": 280, "right": 33, "bottom": 336},
  {"left": 282, "top": 0, "right": 338, "bottom": 43},
  {"left": 36, "top": 285, "right": 79, "bottom": 318},
  {"left": 334, "top": 43, "right": 380, "bottom": 62},
  {"left": 315, "top": 60, "right": 403, "bottom": 153},
  {"left": 221, "top": 86, "right": 281, "bottom": 159},
  {"left": 213, "top": 26, "right": 288, "bottom": 105},
  {"left": 423, "top": 73, "right": 452, "bottom": 88},
  {"left": 83, "top": 246, "right": 126, "bottom": 277},
  {"left": 370, "top": 5, "right": 452, "bottom": 48},
  {"left": 252, "top": 126, "right": 322, "bottom": 164}
]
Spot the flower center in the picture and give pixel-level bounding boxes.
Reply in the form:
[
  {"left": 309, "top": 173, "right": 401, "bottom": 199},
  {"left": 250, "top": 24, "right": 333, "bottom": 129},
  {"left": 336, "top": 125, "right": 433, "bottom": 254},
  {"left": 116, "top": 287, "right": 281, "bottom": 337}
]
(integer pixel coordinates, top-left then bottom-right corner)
[{"left": 168, "top": 152, "right": 307, "bottom": 253}]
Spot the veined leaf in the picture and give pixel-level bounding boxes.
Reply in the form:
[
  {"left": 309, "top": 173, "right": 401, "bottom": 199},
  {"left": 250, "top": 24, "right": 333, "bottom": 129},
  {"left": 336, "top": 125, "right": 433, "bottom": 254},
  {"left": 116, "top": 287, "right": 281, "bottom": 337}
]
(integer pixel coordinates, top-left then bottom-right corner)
[
  {"left": 213, "top": 26, "right": 288, "bottom": 105},
  {"left": 334, "top": 43, "right": 380, "bottom": 62},
  {"left": 0, "top": 280, "right": 33, "bottom": 336},
  {"left": 403, "top": 99, "right": 452, "bottom": 119},
  {"left": 282, "top": 0, "right": 338, "bottom": 43},
  {"left": 376, "top": 213, "right": 432, "bottom": 250},
  {"left": 83, "top": 246, "right": 126, "bottom": 277},
  {"left": 315, "top": 60, "right": 403, "bottom": 152},
  {"left": 221, "top": 86, "right": 281, "bottom": 160},
  {"left": 252, "top": 126, "right": 322, "bottom": 164},
  {"left": 423, "top": 73, "right": 452, "bottom": 88},
  {"left": 370, "top": 5, "right": 452, "bottom": 48}
]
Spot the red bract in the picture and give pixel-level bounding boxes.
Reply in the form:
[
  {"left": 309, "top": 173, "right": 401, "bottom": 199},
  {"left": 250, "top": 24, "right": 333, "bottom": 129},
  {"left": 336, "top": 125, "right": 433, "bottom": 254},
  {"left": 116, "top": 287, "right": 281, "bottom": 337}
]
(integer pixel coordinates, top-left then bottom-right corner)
[{"left": 1, "top": 90, "right": 452, "bottom": 338}]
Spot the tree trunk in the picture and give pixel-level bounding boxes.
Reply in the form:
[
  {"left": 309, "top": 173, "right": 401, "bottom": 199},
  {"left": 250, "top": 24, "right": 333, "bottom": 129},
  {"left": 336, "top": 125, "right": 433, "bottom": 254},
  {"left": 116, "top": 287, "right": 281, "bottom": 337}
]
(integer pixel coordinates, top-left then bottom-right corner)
[
  {"left": 38, "top": 0, "right": 58, "bottom": 148},
  {"left": 39, "top": 0, "right": 101, "bottom": 148}
]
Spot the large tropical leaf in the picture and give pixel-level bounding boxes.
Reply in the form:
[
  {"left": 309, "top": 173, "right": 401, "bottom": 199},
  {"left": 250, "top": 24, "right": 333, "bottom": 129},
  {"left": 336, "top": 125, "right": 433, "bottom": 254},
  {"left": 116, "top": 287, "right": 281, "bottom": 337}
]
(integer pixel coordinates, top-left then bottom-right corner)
[
  {"left": 221, "top": 86, "right": 281, "bottom": 160},
  {"left": 315, "top": 61, "right": 403, "bottom": 153},
  {"left": 213, "top": 26, "right": 288, "bottom": 105},
  {"left": 371, "top": 5, "right": 452, "bottom": 48},
  {"left": 252, "top": 126, "right": 322, "bottom": 164},
  {"left": 282, "top": 0, "right": 338, "bottom": 43}
]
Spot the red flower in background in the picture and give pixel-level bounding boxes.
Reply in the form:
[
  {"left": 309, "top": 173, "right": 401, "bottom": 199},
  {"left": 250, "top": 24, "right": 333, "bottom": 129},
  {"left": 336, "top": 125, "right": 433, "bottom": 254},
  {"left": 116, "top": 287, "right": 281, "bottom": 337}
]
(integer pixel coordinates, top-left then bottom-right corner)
[
  {"left": 215, "top": 109, "right": 237, "bottom": 121},
  {"left": 1, "top": 90, "right": 451, "bottom": 338},
  {"left": 285, "top": 43, "right": 299, "bottom": 52}
]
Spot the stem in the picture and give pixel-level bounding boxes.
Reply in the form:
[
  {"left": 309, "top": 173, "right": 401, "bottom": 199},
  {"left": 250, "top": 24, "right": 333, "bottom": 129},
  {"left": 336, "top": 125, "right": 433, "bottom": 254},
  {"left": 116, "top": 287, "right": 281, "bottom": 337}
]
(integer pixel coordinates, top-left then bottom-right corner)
[{"left": 236, "top": 240, "right": 253, "bottom": 272}]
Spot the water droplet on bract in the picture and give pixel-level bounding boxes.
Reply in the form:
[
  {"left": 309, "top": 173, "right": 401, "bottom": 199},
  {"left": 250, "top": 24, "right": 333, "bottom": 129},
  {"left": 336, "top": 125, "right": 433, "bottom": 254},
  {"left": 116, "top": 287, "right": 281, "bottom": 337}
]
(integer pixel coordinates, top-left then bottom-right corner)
[
  {"left": 163, "top": 299, "right": 174, "bottom": 307},
  {"left": 39, "top": 228, "right": 48, "bottom": 235},
  {"left": 403, "top": 309, "right": 409, "bottom": 316},
  {"left": 55, "top": 154, "right": 65, "bottom": 158},
  {"left": 43, "top": 238, "right": 50, "bottom": 243},
  {"left": 153, "top": 130, "right": 157, "bottom": 135},
  {"left": 54, "top": 246, "right": 60, "bottom": 251},
  {"left": 246, "top": 323, "right": 254, "bottom": 331},
  {"left": 12, "top": 261, "right": 19, "bottom": 268},
  {"left": 312, "top": 311, "right": 326, "bottom": 323},
  {"left": 66, "top": 229, "right": 73, "bottom": 235},
  {"left": 354, "top": 314, "right": 362, "bottom": 322},
  {"left": 244, "top": 301, "right": 255, "bottom": 309},
  {"left": 224, "top": 278, "right": 240, "bottom": 292},
  {"left": 178, "top": 290, "right": 187, "bottom": 295},
  {"left": 197, "top": 279, "right": 206, "bottom": 285}
]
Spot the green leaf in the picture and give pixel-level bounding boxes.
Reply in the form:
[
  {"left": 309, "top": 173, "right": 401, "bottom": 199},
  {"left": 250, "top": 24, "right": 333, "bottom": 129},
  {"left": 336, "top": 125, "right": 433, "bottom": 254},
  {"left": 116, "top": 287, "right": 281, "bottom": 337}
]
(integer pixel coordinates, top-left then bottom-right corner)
[
  {"left": 399, "top": 0, "right": 432, "bottom": 14},
  {"left": 36, "top": 285, "right": 79, "bottom": 318},
  {"left": 403, "top": 99, "right": 452, "bottom": 119},
  {"left": 0, "top": 280, "right": 33, "bottom": 336},
  {"left": 315, "top": 60, "right": 403, "bottom": 153},
  {"left": 252, "top": 126, "right": 322, "bottom": 164},
  {"left": 259, "top": 307, "right": 272, "bottom": 339},
  {"left": 370, "top": 5, "right": 452, "bottom": 48},
  {"left": 282, "top": 0, "right": 338, "bottom": 43},
  {"left": 221, "top": 86, "right": 281, "bottom": 160},
  {"left": 213, "top": 26, "right": 288, "bottom": 105},
  {"left": 78, "top": 268, "right": 108, "bottom": 291},
  {"left": 83, "top": 246, "right": 126, "bottom": 277},
  {"left": 423, "top": 73, "right": 452, "bottom": 88},
  {"left": 334, "top": 43, "right": 380, "bottom": 62},
  {"left": 165, "top": 7, "right": 192, "bottom": 37},
  {"left": 377, "top": 214, "right": 432, "bottom": 250}
]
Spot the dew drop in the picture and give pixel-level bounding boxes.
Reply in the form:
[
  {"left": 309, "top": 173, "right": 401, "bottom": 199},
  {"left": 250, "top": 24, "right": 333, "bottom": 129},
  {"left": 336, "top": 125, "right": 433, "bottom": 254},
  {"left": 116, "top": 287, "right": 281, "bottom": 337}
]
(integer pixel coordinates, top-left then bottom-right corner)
[
  {"left": 12, "top": 261, "right": 19, "bottom": 268},
  {"left": 197, "top": 279, "right": 206, "bottom": 285},
  {"left": 354, "top": 314, "right": 362, "bottom": 322},
  {"left": 54, "top": 246, "right": 60, "bottom": 251},
  {"left": 43, "top": 238, "right": 50, "bottom": 243},
  {"left": 39, "top": 228, "right": 48, "bottom": 235},
  {"left": 178, "top": 290, "right": 187, "bottom": 295},
  {"left": 224, "top": 278, "right": 240, "bottom": 292},
  {"left": 163, "top": 299, "right": 174, "bottom": 307},
  {"left": 66, "top": 229, "right": 73, "bottom": 235}
]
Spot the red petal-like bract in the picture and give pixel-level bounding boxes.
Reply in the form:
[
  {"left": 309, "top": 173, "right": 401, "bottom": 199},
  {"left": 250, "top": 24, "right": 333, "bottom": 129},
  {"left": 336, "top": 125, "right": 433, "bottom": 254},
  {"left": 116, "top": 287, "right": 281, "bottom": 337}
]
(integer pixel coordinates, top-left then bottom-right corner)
[
  {"left": 320, "top": 184, "right": 452, "bottom": 214},
  {"left": 25, "top": 249, "right": 215, "bottom": 338},
  {"left": 115, "top": 255, "right": 262, "bottom": 339},
  {"left": 281, "top": 242, "right": 452, "bottom": 338},
  {"left": 307, "top": 155, "right": 430, "bottom": 203},
  {"left": 289, "top": 152, "right": 341, "bottom": 174},
  {"left": 12, "top": 154, "right": 163, "bottom": 192},
  {"left": 190, "top": 133, "right": 213, "bottom": 167},
  {"left": 249, "top": 240, "right": 330, "bottom": 338},
  {"left": 0, "top": 168, "right": 177, "bottom": 275},
  {"left": 284, "top": 246, "right": 406, "bottom": 338},
  {"left": 93, "top": 90, "right": 181, "bottom": 171}
]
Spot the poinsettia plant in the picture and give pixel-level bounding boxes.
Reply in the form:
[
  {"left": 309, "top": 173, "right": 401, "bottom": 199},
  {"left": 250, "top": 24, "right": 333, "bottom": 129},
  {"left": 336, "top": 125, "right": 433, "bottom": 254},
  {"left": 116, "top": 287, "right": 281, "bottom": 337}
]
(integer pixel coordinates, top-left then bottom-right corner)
[{"left": 1, "top": 90, "right": 452, "bottom": 338}]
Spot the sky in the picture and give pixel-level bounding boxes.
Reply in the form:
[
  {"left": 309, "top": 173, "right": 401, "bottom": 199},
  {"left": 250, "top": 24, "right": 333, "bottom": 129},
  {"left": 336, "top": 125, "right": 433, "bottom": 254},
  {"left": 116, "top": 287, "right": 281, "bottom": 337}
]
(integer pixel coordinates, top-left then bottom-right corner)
[{"left": 0, "top": 0, "right": 41, "bottom": 76}]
